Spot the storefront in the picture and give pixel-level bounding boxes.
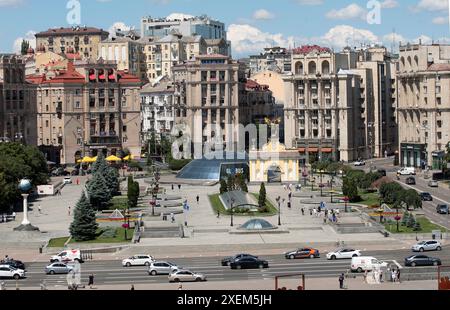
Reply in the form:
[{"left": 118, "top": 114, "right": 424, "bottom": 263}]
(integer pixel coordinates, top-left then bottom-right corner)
[
  {"left": 432, "top": 151, "right": 445, "bottom": 171},
  {"left": 400, "top": 143, "right": 426, "bottom": 168}
]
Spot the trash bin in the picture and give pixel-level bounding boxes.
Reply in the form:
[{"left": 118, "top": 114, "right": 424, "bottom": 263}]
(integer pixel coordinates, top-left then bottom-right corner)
[{"left": 39, "top": 246, "right": 43, "bottom": 254}]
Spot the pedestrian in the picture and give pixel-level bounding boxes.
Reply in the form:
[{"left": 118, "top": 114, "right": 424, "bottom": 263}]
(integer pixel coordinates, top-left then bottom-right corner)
[
  {"left": 339, "top": 273, "right": 345, "bottom": 289},
  {"left": 178, "top": 283, "right": 183, "bottom": 290},
  {"left": 196, "top": 195, "right": 199, "bottom": 204},
  {"left": 301, "top": 208, "right": 305, "bottom": 216},
  {"left": 178, "top": 184, "right": 181, "bottom": 190},
  {"left": 88, "top": 274, "right": 94, "bottom": 289},
  {"left": 172, "top": 184, "right": 174, "bottom": 191},
  {"left": 283, "top": 184, "right": 287, "bottom": 191},
  {"left": 217, "top": 210, "right": 220, "bottom": 218},
  {"left": 363, "top": 270, "right": 368, "bottom": 283},
  {"left": 397, "top": 268, "right": 401, "bottom": 283},
  {"left": 38, "top": 205, "right": 42, "bottom": 214},
  {"left": 68, "top": 207, "right": 71, "bottom": 216},
  {"left": 170, "top": 213, "right": 175, "bottom": 223},
  {"left": 309, "top": 209, "right": 313, "bottom": 216},
  {"left": 318, "top": 206, "right": 321, "bottom": 213},
  {"left": 313, "top": 208, "right": 317, "bottom": 217},
  {"left": 336, "top": 209, "right": 340, "bottom": 217},
  {"left": 325, "top": 209, "right": 328, "bottom": 217},
  {"left": 391, "top": 270, "right": 396, "bottom": 283},
  {"left": 131, "top": 285, "right": 135, "bottom": 290},
  {"left": 323, "top": 217, "right": 327, "bottom": 224}
]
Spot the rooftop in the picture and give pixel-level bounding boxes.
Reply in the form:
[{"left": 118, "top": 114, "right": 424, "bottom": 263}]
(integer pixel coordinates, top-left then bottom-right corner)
[
  {"left": 35, "top": 26, "right": 108, "bottom": 37},
  {"left": 292, "top": 45, "right": 332, "bottom": 55}
]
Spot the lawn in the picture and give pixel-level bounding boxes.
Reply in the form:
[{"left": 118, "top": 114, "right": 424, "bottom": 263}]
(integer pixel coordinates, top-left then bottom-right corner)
[
  {"left": 384, "top": 217, "right": 448, "bottom": 234},
  {"left": 109, "top": 196, "right": 128, "bottom": 211},
  {"left": 358, "top": 191, "right": 381, "bottom": 206},
  {"left": 47, "top": 237, "right": 70, "bottom": 247},
  {"left": 209, "top": 193, "right": 278, "bottom": 216},
  {"left": 47, "top": 227, "right": 134, "bottom": 247}
]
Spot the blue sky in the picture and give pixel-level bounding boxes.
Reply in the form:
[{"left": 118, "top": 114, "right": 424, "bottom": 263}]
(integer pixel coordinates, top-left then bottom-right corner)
[{"left": 0, "top": 0, "right": 449, "bottom": 57}]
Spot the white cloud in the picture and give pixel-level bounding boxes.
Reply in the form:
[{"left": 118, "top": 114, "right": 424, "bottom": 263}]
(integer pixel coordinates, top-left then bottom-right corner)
[
  {"left": 0, "top": 0, "right": 23, "bottom": 7},
  {"left": 13, "top": 30, "right": 36, "bottom": 54},
  {"left": 297, "top": 0, "right": 323, "bottom": 5},
  {"left": 326, "top": 4, "right": 367, "bottom": 20},
  {"left": 381, "top": 0, "right": 399, "bottom": 9},
  {"left": 433, "top": 16, "right": 449, "bottom": 24},
  {"left": 253, "top": 9, "right": 274, "bottom": 20},
  {"left": 414, "top": 0, "right": 448, "bottom": 12},
  {"left": 320, "top": 25, "right": 379, "bottom": 48}
]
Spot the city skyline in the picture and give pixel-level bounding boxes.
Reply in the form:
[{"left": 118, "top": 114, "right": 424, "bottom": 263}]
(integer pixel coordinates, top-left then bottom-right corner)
[{"left": 0, "top": 0, "right": 449, "bottom": 57}]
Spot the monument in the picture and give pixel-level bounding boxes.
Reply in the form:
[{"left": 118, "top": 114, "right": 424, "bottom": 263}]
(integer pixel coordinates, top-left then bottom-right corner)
[{"left": 14, "top": 179, "right": 40, "bottom": 231}]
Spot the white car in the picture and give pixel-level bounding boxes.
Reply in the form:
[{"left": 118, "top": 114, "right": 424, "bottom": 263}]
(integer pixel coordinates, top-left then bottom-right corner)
[
  {"left": 412, "top": 240, "right": 442, "bottom": 252},
  {"left": 63, "top": 177, "right": 72, "bottom": 184},
  {"left": 398, "top": 167, "right": 416, "bottom": 176},
  {"left": 351, "top": 257, "right": 388, "bottom": 273},
  {"left": 148, "top": 261, "right": 179, "bottom": 276},
  {"left": 327, "top": 248, "right": 361, "bottom": 260},
  {"left": 354, "top": 160, "right": 366, "bottom": 166},
  {"left": 0, "top": 265, "right": 26, "bottom": 280},
  {"left": 122, "top": 255, "right": 155, "bottom": 267},
  {"left": 168, "top": 270, "right": 207, "bottom": 283}
]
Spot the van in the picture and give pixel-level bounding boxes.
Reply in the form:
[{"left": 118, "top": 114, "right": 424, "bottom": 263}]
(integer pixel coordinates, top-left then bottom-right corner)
[
  {"left": 351, "top": 256, "right": 387, "bottom": 273},
  {"left": 398, "top": 167, "right": 416, "bottom": 176},
  {"left": 50, "top": 249, "right": 82, "bottom": 263}
]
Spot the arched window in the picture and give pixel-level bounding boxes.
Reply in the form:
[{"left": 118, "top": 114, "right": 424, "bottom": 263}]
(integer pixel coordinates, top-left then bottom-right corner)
[
  {"left": 122, "top": 46, "right": 127, "bottom": 62},
  {"left": 322, "top": 60, "right": 330, "bottom": 74},
  {"left": 295, "top": 62, "right": 304, "bottom": 75},
  {"left": 414, "top": 55, "right": 419, "bottom": 68},
  {"left": 308, "top": 61, "right": 316, "bottom": 75},
  {"left": 400, "top": 57, "right": 405, "bottom": 70},
  {"left": 407, "top": 56, "right": 412, "bottom": 70}
]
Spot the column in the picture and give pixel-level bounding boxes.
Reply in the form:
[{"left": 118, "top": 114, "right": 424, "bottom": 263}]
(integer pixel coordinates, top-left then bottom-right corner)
[{"left": 21, "top": 194, "right": 30, "bottom": 226}]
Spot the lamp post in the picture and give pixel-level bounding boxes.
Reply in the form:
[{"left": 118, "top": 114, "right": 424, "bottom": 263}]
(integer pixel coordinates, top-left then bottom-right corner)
[
  {"left": 229, "top": 198, "right": 235, "bottom": 227},
  {"left": 330, "top": 175, "right": 335, "bottom": 203},
  {"left": 276, "top": 196, "right": 281, "bottom": 226},
  {"left": 343, "top": 196, "right": 349, "bottom": 213},
  {"left": 311, "top": 177, "right": 316, "bottom": 191},
  {"left": 319, "top": 170, "right": 325, "bottom": 197},
  {"left": 394, "top": 206, "right": 401, "bottom": 233}
]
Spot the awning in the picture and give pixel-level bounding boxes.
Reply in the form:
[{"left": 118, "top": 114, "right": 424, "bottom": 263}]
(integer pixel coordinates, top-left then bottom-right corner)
[
  {"left": 78, "top": 156, "right": 96, "bottom": 163},
  {"left": 307, "top": 148, "right": 319, "bottom": 152},
  {"left": 89, "top": 74, "right": 96, "bottom": 80},
  {"left": 108, "top": 74, "right": 115, "bottom": 80},
  {"left": 123, "top": 155, "right": 134, "bottom": 161},
  {"left": 321, "top": 148, "right": 333, "bottom": 153},
  {"left": 99, "top": 74, "right": 106, "bottom": 80},
  {"left": 298, "top": 148, "right": 306, "bottom": 153},
  {"left": 106, "top": 155, "right": 122, "bottom": 162}
]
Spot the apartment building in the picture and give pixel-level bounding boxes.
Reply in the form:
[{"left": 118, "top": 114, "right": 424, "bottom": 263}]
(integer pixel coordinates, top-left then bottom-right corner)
[
  {"left": 26, "top": 60, "right": 141, "bottom": 165},
  {"left": 35, "top": 26, "right": 109, "bottom": 60},
  {"left": 99, "top": 37, "right": 146, "bottom": 80},
  {"left": 0, "top": 54, "right": 37, "bottom": 145},
  {"left": 249, "top": 47, "right": 292, "bottom": 75},
  {"left": 140, "top": 77, "right": 175, "bottom": 143},
  {"left": 397, "top": 43, "right": 450, "bottom": 170},
  {"left": 172, "top": 54, "right": 246, "bottom": 153}
]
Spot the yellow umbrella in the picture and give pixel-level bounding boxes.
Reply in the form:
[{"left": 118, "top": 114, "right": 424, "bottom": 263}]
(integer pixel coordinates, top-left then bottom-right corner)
[
  {"left": 80, "top": 156, "right": 95, "bottom": 163},
  {"left": 106, "top": 155, "right": 122, "bottom": 162},
  {"left": 123, "top": 155, "right": 134, "bottom": 161}
]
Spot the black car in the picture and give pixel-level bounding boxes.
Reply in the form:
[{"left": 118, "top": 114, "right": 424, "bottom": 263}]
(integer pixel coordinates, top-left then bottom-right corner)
[
  {"left": 406, "top": 177, "right": 416, "bottom": 185},
  {"left": 377, "top": 169, "right": 387, "bottom": 177},
  {"left": 0, "top": 259, "right": 26, "bottom": 271},
  {"left": 221, "top": 254, "right": 257, "bottom": 266},
  {"left": 420, "top": 192, "right": 433, "bottom": 202},
  {"left": 229, "top": 257, "right": 269, "bottom": 270},
  {"left": 437, "top": 204, "right": 449, "bottom": 215},
  {"left": 405, "top": 255, "right": 441, "bottom": 267}
]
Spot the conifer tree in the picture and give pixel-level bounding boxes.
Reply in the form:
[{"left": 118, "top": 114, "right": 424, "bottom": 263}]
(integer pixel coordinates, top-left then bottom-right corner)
[
  {"left": 69, "top": 192, "right": 98, "bottom": 241},
  {"left": 258, "top": 183, "right": 266, "bottom": 208},
  {"left": 87, "top": 173, "right": 111, "bottom": 211}
]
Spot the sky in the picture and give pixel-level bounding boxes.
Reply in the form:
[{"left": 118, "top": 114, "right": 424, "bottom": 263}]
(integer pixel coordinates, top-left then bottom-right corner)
[{"left": 0, "top": 0, "right": 449, "bottom": 57}]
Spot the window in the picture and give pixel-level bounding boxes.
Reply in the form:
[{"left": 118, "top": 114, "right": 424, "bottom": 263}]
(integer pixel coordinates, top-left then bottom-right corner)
[
  {"left": 122, "top": 125, "right": 127, "bottom": 132},
  {"left": 436, "top": 86, "right": 441, "bottom": 94},
  {"left": 123, "top": 113, "right": 127, "bottom": 119},
  {"left": 45, "top": 120, "right": 49, "bottom": 127},
  {"left": 437, "top": 132, "right": 442, "bottom": 140},
  {"left": 75, "top": 101, "right": 81, "bottom": 109},
  {"left": 437, "top": 98, "right": 441, "bottom": 105}
]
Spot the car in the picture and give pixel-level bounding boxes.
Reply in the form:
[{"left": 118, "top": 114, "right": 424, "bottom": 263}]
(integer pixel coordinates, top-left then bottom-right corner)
[
  {"left": 229, "top": 257, "right": 269, "bottom": 270},
  {"left": 45, "top": 262, "right": 74, "bottom": 275},
  {"left": 326, "top": 249, "right": 361, "bottom": 260},
  {"left": 377, "top": 169, "right": 387, "bottom": 177},
  {"left": 285, "top": 248, "right": 320, "bottom": 259},
  {"left": 63, "top": 177, "right": 72, "bottom": 184},
  {"left": 420, "top": 192, "right": 433, "bottom": 202},
  {"left": 412, "top": 240, "right": 442, "bottom": 252},
  {"left": 221, "top": 254, "right": 257, "bottom": 266},
  {"left": 428, "top": 180, "right": 439, "bottom": 188},
  {"left": 122, "top": 255, "right": 155, "bottom": 267},
  {"left": 148, "top": 261, "right": 179, "bottom": 276},
  {"left": 50, "top": 249, "right": 82, "bottom": 263},
  {"left": 168, "top": 270, "right": 207, "bottom": 282},
  {"left": 0, "top": 265, "right": 26, "bottom": 280},
  {"left": 351, "top": 257, "right": 388, "bottom": 273},
  {"left": 398, "top": 167, "right": 416, "bottom": 176},
  {"left": 436, "top": 204, "right": 449, "bottom": 215},
  {"left": 404, "top": 255, "right": 442, "bottom": 267},
  {"left": 354, "top": 160, "right": 366, "bottom": 166},
  {"left": 406, "top": 177, "right": 416, "bottom": 185},
  {"left": 0, "top": 259, "right": 26, "bottom": 271}
]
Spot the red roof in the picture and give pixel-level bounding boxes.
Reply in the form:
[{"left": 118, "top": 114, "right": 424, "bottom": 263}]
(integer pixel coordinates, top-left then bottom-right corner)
[
  {"left": 117, "top": 71, "right": 141, "bottom": 84},
  {"left": 427, "top": 63, "right": 450, "bottom": 71},
  {"left": 245, "top": 79, "right": 270, "bottom": 91},
  {"left": 292, "top": 45, "right": 331, "bottom": 55},
  {"left": 26, "top": 62, "right": 84, "bottom": 84},
  {"left": 63, "top": 53, "right": 82, "bottom": 60}
]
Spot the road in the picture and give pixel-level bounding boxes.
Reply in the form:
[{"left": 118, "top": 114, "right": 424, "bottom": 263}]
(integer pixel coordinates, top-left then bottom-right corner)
[{"left": 6, "top": 248, "right": 450, "bottom": 288}]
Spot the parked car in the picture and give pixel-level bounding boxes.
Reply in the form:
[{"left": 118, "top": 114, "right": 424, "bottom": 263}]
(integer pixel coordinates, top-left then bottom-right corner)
[
  {"left": 326, "top": 249, "right": 361, "bottom": 260},
  {"left": 428, "top": 180, "right": 439, "bottom": 188},
  {"left": 351, "top": 256, "right": 387, "bottom": 273},
  {"left": 398, "top": 167, "right": 416, "bottom": 176},
  {"left": 168, "top": 270, "right": 206, "bottom": 282},
  {"left": 45, "top": 262, "right": 74, "bottom": 275},
  {"left": 354, "top": 160, "right": 366, "bottom": 166},
  {"left": 406, "top": 177, "right": 416, "bottom": 185},
  {"left": 122, "top": 255, "right": 155, "bottom": 267},
  {"left": 148, "top": 261, "right": 179, "bottom": 275},
  {"left": 71, "top": 170, "right": 80, "bottom": 176},
  {"left": 436, "top": 204, "right": 449, "bottom": 215},
  {"left": 63, "top": 177, "right": 72, "bottom": 184},
  {"left": 0, "top": 265, "right": 26, "bottom": 280},
  {"left": 221, "top": 254, "right": 257, "bottom": 266},
  {"left": 0, "top": 259, "right": 26, "bottom": 271},
  {"left": 412, "top": 240, "right": 442, "bottom": 252},
  {"left": 230, "top": 257, "right": 269, "bottom": 269},
  {"left": 420, "top": 192, "right": 433, "bottom": 202},
  {"left": 404, "top": 255, "right": 441, "bottom": 267},
  {"left": 285, "top": 248, "right": 320, "bottom": 259}
]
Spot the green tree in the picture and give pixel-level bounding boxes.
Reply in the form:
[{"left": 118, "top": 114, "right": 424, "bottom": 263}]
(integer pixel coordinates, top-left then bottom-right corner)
[
  {"left": 360, "top": 172, "right": 382, "bottom": 190},
  {"left": 413, "top": 221, "right": 422, "bottom": 232},
  {"left": 105, "top": 166, "right": 120, "bottom": 196},
  {"left": 235, "top": 173, "right": 248, "bottom": 192},
  {"left": 401, "top": 211, "right": 410, "bottom": 226},
  {"left": 127, "top": 176, "right": 140, "bottom": 209},
  {"left": 87, "top": 173, "right": 111, "bottom": 211},
  {"left": 258, "top": 183, "right": 266, "bottom": 208},
  {"left": 91, "top": 153, "right": 108, "bottom": 175},
  {"left": 69, "top": 192, "right": 98, "bottom": 242},
  {"left": 379, "top": 182, "right": 403, "bottom": 204},
  {"left": 20, "top": 40, "right": 30, "bottom": 55},
  {"left": 407, "top": 215, "right": 416, "bottom": 228},
  {"left": 220, "top": 179, "right": 228, "bottom": 194},
  {"left": 343, "top": 177, "right": 359, "bottom": 202},
  {"left": 402, "top": 189, "right": 422, "bottom": 210}
]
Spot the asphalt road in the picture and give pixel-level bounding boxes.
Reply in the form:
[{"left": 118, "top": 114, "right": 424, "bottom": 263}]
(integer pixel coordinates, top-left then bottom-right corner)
[{"left": 5, "top": 248, "right": 450, "bottom": 288}]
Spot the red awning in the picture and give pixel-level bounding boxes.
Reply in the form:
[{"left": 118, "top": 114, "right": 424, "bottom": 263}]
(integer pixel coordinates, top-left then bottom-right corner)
[
  {"left": 108, "top": 74, "right": 115, "bottom": 80},
  {"left": 321, "top": 148, "right": 333, "bottom": 153},
  {"left": 89, "top": 74, "right": 96, "bottom": 80},
  {"left": 99, "top": 74, "right": 106, "bottom": 80},
  {"left": 298, "top": 148, "right": 306, "bottom": 153},
  {"left": 307, "top": 148, "right": 319, "bottom": 152}
]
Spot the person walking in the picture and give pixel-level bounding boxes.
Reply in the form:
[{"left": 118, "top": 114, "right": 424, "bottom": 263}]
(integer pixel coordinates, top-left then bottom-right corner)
[
  {"left": 38, "top": 205, "right": 42, "bottom": 214},
  {"left": 196, "top": 195, "right": 199, "bottom": 205},
  {"left": 301, "top": 208, "right": 305, "bottom": 216},
  {"left": 88, "top": 274, "right": 94, "bottom": 289},
  {"left": 68, "top": 207, "right": 71, "bottom": 216},
  {"left": 309, "top": 208, "right": 313, "bottom": 216},
  {"left": 130, "top": 285, "right": 135, "bottom": 290},
  {"left": 170, "top": 213, "right": 175, "bottom": 223},
  {"left": 363, "top": 270, "right": 368, "bottom": 283},
  {"left": 391, "top": 269, "right": 396, "bottom": 283},
  {"left": 397, "top": 268, "right": 401, "bottom": 283},
  {"left": 339, "top": 273, "right": 345, "bottom": 289},
  {"left": 172, "top": 184, "right": 174, "bottom": 191},
  {"left": 178, "top": 184, "right": 181, "bottom": 190}
]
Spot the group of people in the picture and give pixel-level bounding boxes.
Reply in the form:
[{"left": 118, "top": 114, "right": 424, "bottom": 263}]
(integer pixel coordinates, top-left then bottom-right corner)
[
  {"left": 390, "top": 268, "right": 401, "bottom": 283},
  {"left": 310, "top": 207, "right": 340, "bottom": 224}
]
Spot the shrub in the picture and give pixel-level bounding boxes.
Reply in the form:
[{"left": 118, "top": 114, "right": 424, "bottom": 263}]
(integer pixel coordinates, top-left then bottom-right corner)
[{"left": 99, "top": 227, "right": 117, "bottom": 238}]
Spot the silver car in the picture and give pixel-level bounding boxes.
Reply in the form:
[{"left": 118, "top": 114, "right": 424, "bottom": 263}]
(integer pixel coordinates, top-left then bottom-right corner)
[
  {"left": 45, "top": 262, "right": 74, "bottom": 275},
  {"left": 148, "top": 261, "right": 179, "bottom": 276},
  {"left": 168, "top": 270, "right": 207, "bottom": 283},
  {"left": 412, "top": 240, "right": 442, "bottom": 252}
]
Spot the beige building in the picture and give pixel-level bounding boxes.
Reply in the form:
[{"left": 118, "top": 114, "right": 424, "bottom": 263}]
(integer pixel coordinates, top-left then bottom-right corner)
[
  {"left": 0, "top": 54, "right": 37, "bottom": 145},
  {"left": 35, "top": 26, "right": 109, "bottom": 60},
  {"left": 397, "top": 43, "right": 450, "bottom": 169},
  {"left": 26, "top": 59, "right": 141, "bottom": 165},
  {"left": 172, "top": 54, "right": 246, "bottom": 153},
  {"left": 99, "top": 37, "right": 147, "bottom": 81}
]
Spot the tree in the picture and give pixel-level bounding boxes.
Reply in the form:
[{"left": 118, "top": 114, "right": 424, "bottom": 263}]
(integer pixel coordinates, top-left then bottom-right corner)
[
  {"left": 20, "top": 40, "right": 30, "bottom": 55},
  {"left": 127, "top": 176, "right": 140, "bottom": 209},
  {"left": 401, "top": 211, "right": 410, "bottom": 226},
  {"left": 258, "top": 183, "right": 266, "bottom": 208},
  {"left": 379, "top": 182, "right": 403, "bottom": 204},
  {"left": 220, "top": 179, "right": 228, "bottom": 194},
  {"left": 235, "top": 173, "right": 248, "bottom": 192},
  {"left": 407, "top": 215, "right": 416, "bottom": 228},
  {"left": 69, "top": 192, "right": 98, "bottom": 242},
  {"left": 105, "top": 166, "right": 120, "bottom": 196},
  {"left": 413, "top": 221, "right": 422, "bottom": 232},
  {"left": 227, "top": 175, "right": 236, "bottom": 192},
  {"left": 343, "top": 177, "right": 359, "bottom": 202},
  {"left": 360, "top": 172, "right": 382, "bottom": 190},
  {"left": 402, "top": 189, "right": 422, "bottom": 210},
  {"left": 87, "top": 173, "right": 111, "bottom": 211}
]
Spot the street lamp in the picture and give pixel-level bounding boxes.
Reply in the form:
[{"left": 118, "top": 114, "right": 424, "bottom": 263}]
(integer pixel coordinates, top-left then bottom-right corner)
[
  {"left": 229, "top": 198, "right": 235, "bottom": 227},
  {"left": 330, "top": 175, "right": 335, "bottom": 203},
  {"left": 394, "top": 206, "right": 401, "bottom": 233},
  {"left": 319, "top": 169, "right": 325, "bottom": 197},
  {"left": 276, "top": 196, "right": 282, "bottom": 226},
  {"left": 343, "top": 196, "right": 349, "bottom": 213},
  {"left": 311, "top": 177, "right": 316, "bottom": 191}
]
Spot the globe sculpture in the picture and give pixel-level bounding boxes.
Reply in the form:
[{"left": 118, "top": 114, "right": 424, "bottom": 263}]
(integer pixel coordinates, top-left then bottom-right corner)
[{"left": 14, "top": 178, "right": 39, "bottom": 232}]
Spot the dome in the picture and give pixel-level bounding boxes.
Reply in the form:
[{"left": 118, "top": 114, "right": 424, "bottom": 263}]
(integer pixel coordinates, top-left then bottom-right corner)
[
  {"left": 238, "top": 219, "right": 277, "bottom": 231},
  {"left": 18, "top": 179, "right": 32, "bottom": 192}
]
